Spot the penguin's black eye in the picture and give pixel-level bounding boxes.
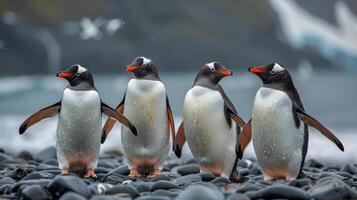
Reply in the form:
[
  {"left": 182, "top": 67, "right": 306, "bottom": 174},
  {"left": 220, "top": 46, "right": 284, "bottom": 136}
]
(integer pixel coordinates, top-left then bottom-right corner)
[
  {"left": 75, "top": 72, "right": 81, "bottom": 76},
  {"left": 269, "top": 70, "right": 275, "bottom": 75},
  {"left": 142, "top": 64, "right": 146, "bottom": 68},
  {"left": 210, "top": 68, "right": 216, "bottom": 72}
]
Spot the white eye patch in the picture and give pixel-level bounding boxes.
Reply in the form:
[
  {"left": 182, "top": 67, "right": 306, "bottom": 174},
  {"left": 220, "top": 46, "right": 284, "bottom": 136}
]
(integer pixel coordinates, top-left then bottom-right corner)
[
  {"left": 206, "top": 62, "right": 215, "bottom": 70},
  {"left": 271, "top": 63, "right": 284, "bottom": 73},
  {"left": 76, "top": 65, "right": 87, "bottom": 73},
  {"left": 140, "top": 57, "right": 152, "bottom": 65}
]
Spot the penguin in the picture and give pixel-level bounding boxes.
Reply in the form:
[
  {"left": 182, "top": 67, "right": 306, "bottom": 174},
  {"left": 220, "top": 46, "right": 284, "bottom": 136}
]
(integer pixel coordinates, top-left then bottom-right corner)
[
  {"left": 174, "top": 62, "right": 247, "bottom": 181},
  {"left": 237, "top": 63, "right": 344, "bottom": 182},
  {"left": 19, "top": 64, "right": 137, "bottom": 177},
  {"left": 102, "top": 57, "right": 175, "bottom": 178}
]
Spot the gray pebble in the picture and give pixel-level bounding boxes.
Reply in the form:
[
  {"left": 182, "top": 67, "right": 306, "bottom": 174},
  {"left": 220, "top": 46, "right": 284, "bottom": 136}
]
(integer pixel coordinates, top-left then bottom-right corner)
[
  {"left": 20, "top": 185, "right": 50, "bottom": 200},
  {"left": 150, "top": 180, "right": 178, "bottom": 191},
  {"left": 309, "top": 178, "right": 357, "bottom": 200},
  {"left": 0, "top": 177, "right": 16, "bottom": 185},
  {"left": 176, "top": 184, "right": 224, "bottom": 200},
  {"left": 152, "top": 189, "right": 178, "bottom": 198},
  {"left": 47, "top": 175, "right": 92, "bottom": 198},
  {"left": 60, "top": 192, "right": 87, "bottom": 200},
  {"left": 341, "top": 163, "right": 357, "bottom": 175},
  {"left": 105, "top": 184, "right": 139, "bottom": 197},
  {"left": 198, "top": 172, "right": 216, "bottom": 182},
  {"left": 246, "top": 185, "right": 308, "bottom": 200},
  {"left": 176, "top": 164, "right": 200, "bottom": 175},
  {"left": 174, "top": 174, "right": 202, "bottom": 185},
  {"left": 226, "top": 193, "right": 251, "bottom": 200}
]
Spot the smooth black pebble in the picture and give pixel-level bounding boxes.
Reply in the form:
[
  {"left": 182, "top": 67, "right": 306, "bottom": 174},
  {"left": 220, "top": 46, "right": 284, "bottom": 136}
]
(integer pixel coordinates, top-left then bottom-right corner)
[
  {"left": 47, "top": 175, "right": 91, "bottom": 198},
  {"left": 176, "top": 164, "right": 200, "bottom": 175}
]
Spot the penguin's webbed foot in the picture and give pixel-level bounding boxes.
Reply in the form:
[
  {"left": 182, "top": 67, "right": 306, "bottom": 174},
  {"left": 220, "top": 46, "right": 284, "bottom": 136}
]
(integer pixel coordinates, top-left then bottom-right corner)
[
  {"left": 147, "top": 168, "right": 161, "bottom": 179},
  {"left": 129, "top": 168, "right": 140, "bottom": 177},
  {"left": 61, "top": 168, "right": 69, "bottom": 175},
  {"left": 84, "top": 169, "right": 97, "bottom": 178},
  {"left": 229, "top": 170, "right": 245, "bottom": 183}
]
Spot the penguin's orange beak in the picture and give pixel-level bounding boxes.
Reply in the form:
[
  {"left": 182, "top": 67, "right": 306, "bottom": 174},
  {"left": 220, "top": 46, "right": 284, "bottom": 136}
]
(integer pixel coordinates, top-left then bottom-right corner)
[
  {"left": 249, "top": 67, "right": 265, "bottom": 74},
  {"left": 125, "top": 65, "right": 139, "bottom": 72},
  {"left": 218, "top": 69, "right": 233, "bottom": 76},
  {"left": 56, "top": 72, "right": 73, "bottom": 78}
]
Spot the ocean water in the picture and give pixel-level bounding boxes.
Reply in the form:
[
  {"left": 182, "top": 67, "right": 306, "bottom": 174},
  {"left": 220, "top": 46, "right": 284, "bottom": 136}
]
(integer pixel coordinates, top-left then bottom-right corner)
[{"left": 0, "top": 71, "right": 356, "bottom": 164}]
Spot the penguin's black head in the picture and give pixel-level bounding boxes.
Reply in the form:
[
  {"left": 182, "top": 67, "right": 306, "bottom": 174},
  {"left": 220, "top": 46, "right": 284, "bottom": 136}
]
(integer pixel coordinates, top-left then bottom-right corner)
[
  {"left": 249, "top": 63, "right": 292, "bottom": 85},
  {"left": 56, "top": 64, "right": 94, "bottom": 87},
  {"left": 194, "top": 62, "right": 233, "bottom": 87},
  {"left": 125, "top": 57, "right": 160, "bottom": 80}
]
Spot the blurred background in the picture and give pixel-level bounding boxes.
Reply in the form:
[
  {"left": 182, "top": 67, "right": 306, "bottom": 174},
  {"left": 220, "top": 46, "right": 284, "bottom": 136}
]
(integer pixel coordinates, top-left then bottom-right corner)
[{"left": 0, "top": 0, "right": 356, "bottom": 164}]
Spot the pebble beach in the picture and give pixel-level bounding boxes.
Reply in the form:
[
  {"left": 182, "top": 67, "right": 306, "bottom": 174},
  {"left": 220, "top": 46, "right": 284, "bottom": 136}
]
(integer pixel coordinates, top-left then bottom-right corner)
[{"left": 0, "top": 146, "right": 356, "bottom": 200}]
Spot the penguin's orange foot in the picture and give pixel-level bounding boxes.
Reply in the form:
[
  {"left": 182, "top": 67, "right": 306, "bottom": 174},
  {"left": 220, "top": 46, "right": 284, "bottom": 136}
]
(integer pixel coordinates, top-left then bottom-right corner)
[
  {"left": 84, "top": 169, "right": 97, "bottom": 178},
  {"left": 147, "top": 168, "right": 161, "bottom": 179},
  {"left": 129, "top": 168, "right": 140, "bottom": 177},
  {"left": 61, "top": 168, "right": 69, "bottom": 175}
]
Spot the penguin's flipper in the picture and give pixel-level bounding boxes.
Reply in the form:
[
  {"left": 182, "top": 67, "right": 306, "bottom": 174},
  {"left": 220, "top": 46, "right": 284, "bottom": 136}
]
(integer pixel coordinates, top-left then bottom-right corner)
[
  {"left": 19, "top": 101, "right": 61, "bottom": 134},
  {"left": 101, "top": 102, "right": 137, "bottom": 142},
  {"left": 296, "top": 108, "right": 344, "bottom": 151},
  {"left": 217, "top": 85, "right": 245, "bottom": 128},
  {"left": 101, "top": 94, "right": 126, "bottom": 143},
  {"left": 228, "top": 109, "right": 246, "bottom": 128},
  {"left": 166, "top": 96, "right": 176, "bottom": 150},
  {"left": 174, "top": 122, "right": 186, "bottom": 158},
  {"left": 236, "top": 119, "right": 252, "bottom": 159}
]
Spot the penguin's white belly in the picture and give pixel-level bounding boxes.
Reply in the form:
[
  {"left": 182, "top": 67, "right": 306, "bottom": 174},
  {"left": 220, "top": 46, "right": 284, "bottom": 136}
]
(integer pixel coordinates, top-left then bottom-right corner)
[
  {"left": 252, "top": 87, "right": 304, "bottom": 179},
  {"left": 57, "top": 88, "right": 101, "bottom": 169},
  {"left": 121, "top": 79, "right": 169, "bottom": 168},
  {"left": 183, "top": 86, "right": 236, "bottom": 176}
]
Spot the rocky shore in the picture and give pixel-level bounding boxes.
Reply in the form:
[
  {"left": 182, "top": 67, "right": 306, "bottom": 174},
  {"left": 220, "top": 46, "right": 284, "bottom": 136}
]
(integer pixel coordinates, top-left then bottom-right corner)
[{"left": 0, "top": 146, "right": 357, "bottom": 200}]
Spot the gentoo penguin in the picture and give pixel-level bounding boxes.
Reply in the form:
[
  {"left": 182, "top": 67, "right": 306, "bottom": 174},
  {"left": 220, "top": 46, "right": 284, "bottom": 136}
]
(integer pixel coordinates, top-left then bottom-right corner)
[
  {"left": 174, "top": 62, "right": 247, "bottom": 181},
  {"left": 19, "top": 65, "right": 137, "bottom": 177},
  {"left": 102, "top": 57, "right": 175, "bottom": 178},
  {"left": 237, "top": 63, "right": 344, "bottom": 182}
]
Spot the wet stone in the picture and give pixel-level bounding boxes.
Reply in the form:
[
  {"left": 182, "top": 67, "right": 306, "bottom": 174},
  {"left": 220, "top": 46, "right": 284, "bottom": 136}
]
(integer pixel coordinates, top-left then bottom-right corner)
[
  {"left": 47, "top": 175, "right": 92, "bottom": 198},
  {"left": 0, "top": 177, "right": 16, "bottom": 185},
  {"left": 60, "top": 192, "right": 87, "bottom": 200},
  {"left": 152, "top": 189, "right": 178, "bottom": 198},
  {"left": 20, "top": 185, "right": 51, "bottom": 200},
  {"left": 107, "top": 165, "right": 130, "bottom": 176},
  {"left": 18, "top": 151, "right": 33, "bottom": 161},
  {"left": 198, "top": 172, "right": 216, "bottom": 182},
  {"left": 137, "top": 196, "right": 171, "bottom": 200},
  {"left": 309, "top": 178, "right": 357, "bottom": 200},
  {"left": 174, "top": 174, "right": 202, "bottom": 186},
  {"left": 34, "top": 146, "right": 57, "bottom": 162},
  {"left": 0, "top": 185, "right": 13, "bottom": 194},
  {"left": 151, "top": 174, "right": 171, "bottom": 182},
  {"left": 341, "top": 163, "right": 357, "bottom": 175},
  {"left": 0, "top": 152, "right": 13, "bottom": 161},
  {"left": 176, "top": 184, "right": 224, "bottom": 200},
  {"left": 246, "top": 185, "right": 308, "bottom": 200},
  {"left": 150, "top": 180, "right": 178, "bottom": 191},
  {"left": 248, "top": 166, "right": 261, "bottom": 175},
  {"left": 105, "top": 184, "right": 139, "bottom": 197},
  {"left": 305, "top": 159, "right": 324, "bottom": 168},
  {"left": 6, "top": 168, "right": 28, "bottom": 181},
  {"left": 176, "top": 164, "right": 200, "bottom": 175},
  {"left": 91, "top": 195, "right": 131, "bottom": 200},
  {"left": 237, "top": 183, "right": 261, "bottom": 193},
  {"left": 288, "top": 178, "right": 312, "bottom": 188},
  {"left": 226, "top": 193, "right": 251, "bottom": 200},
  {"left": 12, "top": 179, "right": 51, "bottom": 193},
  {"left": 135, "top": 182, "right": 152, "bottom": 193},
  {"left": 239, "top": 168, "right": 250, "bottom": 176}
]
